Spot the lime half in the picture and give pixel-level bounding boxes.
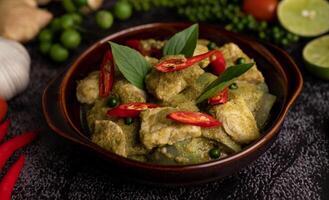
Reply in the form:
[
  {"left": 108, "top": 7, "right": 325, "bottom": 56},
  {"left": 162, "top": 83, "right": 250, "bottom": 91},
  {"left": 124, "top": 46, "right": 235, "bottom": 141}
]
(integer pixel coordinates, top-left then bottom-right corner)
[
  {"left": 278, "top": 0, "right": 329, "bottom": 37},
  {"left": 303, "top": 34, "right": 329, "bottom": 80}
]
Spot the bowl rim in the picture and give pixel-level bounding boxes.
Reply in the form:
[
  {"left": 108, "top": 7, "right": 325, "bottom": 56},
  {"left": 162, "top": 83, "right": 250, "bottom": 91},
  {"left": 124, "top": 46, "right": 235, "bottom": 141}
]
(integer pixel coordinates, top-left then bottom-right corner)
[{"left": 56, "top": 22, "right": 303, "bottom": 171}]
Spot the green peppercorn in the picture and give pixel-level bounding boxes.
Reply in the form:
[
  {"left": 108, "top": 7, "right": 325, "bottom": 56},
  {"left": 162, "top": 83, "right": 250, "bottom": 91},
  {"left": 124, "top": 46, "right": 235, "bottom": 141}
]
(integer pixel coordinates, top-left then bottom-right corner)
[
  {"left": 108, "top": 97, "right": 118, "bottom": 107},
  {"left": 235, "top": 57, "right": 245, "bottom": 64},
  {"left": 209, "top": 148, "right": 220, "bottom": 159},
  {"left": 207, "top": 42, "right": 217, "bottom": 50},
  {"left": 229, "top": 82, "right": 238, "bottom": 90},
  {"left": 124, "top": 117, "right": 134, "bottom": 125}
]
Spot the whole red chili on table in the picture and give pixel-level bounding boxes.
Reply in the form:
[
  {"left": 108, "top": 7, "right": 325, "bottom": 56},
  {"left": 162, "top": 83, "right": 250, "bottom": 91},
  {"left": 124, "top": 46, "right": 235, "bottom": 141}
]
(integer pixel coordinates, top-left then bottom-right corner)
[
  {"left": 155, "top": 50, "right": 217, "bottom": 72},
  {"left": 99, "top": 50, "right": 115, "bottom": 98},
  {"left": 0, "top": 119, "right": 10, "bottom": 143},
  {"left": 167, "top": 111, "right": 222, "bottom": 128},
  {"left": 107, "top": 102, "right": 160, "bottom": 118}
]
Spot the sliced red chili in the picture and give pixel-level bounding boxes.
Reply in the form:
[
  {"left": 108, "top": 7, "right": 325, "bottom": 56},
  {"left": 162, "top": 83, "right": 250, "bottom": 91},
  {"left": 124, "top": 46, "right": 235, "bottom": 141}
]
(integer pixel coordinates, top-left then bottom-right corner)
[
  {"left": 126, "top": 39, "right": 142, "bottom": 52},
  {"left": 167, "top": 111, "right": 222, "bottom": 128},
  {"left": 0, "top": 154, "right": 25, "bottom": 200},
  {"left": 107, "top": 103, "right": 160, "bottom": 118},
  {"left": 0, "top": 97, "right": 8, "bottom": 123},
  {"left": 155, "top": 50, "right": 217, "bottom": 72},
  {"left": 0, "top": 119, "right": 10, "bottom": 143},
  {"left": 210, "top": 50, "right": 226, "bottom": 75},
  {"left": 208, "top": 88, "right": 229, "bottom": 105},
  {"left": 0, "top": 131, "right": 37, "bottom": 171},
  {"left": 126, "top": 39, "right": 162, "bottom": 58},
  {"left": 99, "top": 51, "right": 115, "bottom": 98}
]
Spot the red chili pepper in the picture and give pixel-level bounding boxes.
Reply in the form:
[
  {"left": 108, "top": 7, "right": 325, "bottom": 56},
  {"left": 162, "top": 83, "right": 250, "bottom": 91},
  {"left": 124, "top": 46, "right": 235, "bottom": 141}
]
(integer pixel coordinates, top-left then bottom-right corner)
[
  {"left": 107, "top": 103, "right": 160, "bottom": 118},
  {"left": 99, "top": 51, "right": 115, "bottom": 98},
  {"left": 0, "top": 97, "right": 8, "bottom": 123},
  {"left": 0, "top": 119, "right": 10, "bottom": 143},
  {"left": 0, "top": 131, "right": 37, "bottom": 171},
  {"left": 0, "top": 154, "right": 25, "bottom": 200},
  {"left": 126, "top": 39, "right": 142, "bottom": 52},
  {"left": 210, "top": 50, "right": 226, "bottom": 75},
  {"left": 155, "top": 50, "right": 217, "bottom": 72},
  {"left": 126, "top": 39, "right": 162, "bottom": 58},
  {"left": 208, "top": 88, "right": 229, "bottom": 105},
  {"left": 167, "top": 111, "right": 222, "bottom": 128}
]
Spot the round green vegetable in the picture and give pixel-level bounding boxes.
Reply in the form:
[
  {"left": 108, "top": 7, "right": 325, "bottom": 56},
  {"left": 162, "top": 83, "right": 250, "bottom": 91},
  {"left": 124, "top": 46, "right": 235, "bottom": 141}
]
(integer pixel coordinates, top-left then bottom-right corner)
[
  {"left": 124, "top": 117, "right": 134, "bottom": 125},
  {"left": 39, "top": 42, "right": 52, "bottom": 55},
  {"left": 49, "top": 44, "right": 69, "bottom": 63},
  {"left": 69, "top": 13, "right": 83, "bottom": 25},
  {"left": 235, "top": 57, "right": 245, "bottom": 65},
  {"left": 73, "top": 0, "right": 87, "bottom": 7},
  {"left": 38, "top": 29, "right": 53, "bottom": 42},
  {"left": 208, "top": 148, "right": 220, "bottom": 159},
  {"left": 95, "top": 10, "right": 114, "bottom": 29},
  {"left": 229, "top": 83, "right": 238, "bottom": 90},
  {"left": 61, "top": 15, "right": 76, "bottom": 29},
  {"left": 114, "top": 1, "right": 133, "bottom": 20},
  {"left": 60, "top": 29, "right": 81, "bottom": 49},
  {"left": 108, "top": 97, "right": 118, "bottom": 108},
  {"left": 62, "top": 0, "right": 77, "bottom": 13},
  {"left": 207, "top": 42, "right": 217, "bottom": 50},
  {"left": 50, "top": 18, "right": 62, "bottom": 32}
]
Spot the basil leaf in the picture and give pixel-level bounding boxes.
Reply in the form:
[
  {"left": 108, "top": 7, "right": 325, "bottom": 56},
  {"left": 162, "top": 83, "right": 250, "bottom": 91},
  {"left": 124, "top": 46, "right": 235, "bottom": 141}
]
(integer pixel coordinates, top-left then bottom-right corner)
[
  {"left": 196, "top": 63, "right": 254, "bottom": 103},
  {"left": 163, "top": 24, "right": 199, "bottom": 57},
  {"left": 109, "top": 42, "right": 151, "bottom": 89}
]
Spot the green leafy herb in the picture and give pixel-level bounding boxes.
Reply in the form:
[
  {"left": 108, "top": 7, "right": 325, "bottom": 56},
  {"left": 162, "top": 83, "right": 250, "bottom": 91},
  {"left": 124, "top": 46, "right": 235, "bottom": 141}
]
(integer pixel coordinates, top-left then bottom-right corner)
[
  {"left": 163, "top": 24, "right": 199, "bottom": 57},
  {"left": 109, "top": 42, "right": 151, "bottom": 89},
  {"left": 196, "top": 63, "right": 254, "bottom": 103}
]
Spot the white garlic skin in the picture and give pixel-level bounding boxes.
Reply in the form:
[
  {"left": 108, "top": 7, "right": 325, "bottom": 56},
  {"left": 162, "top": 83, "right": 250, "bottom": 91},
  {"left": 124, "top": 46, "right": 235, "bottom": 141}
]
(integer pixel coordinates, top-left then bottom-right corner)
[{"left": 0, "top": 37, "right": 30, "bottom": 100}]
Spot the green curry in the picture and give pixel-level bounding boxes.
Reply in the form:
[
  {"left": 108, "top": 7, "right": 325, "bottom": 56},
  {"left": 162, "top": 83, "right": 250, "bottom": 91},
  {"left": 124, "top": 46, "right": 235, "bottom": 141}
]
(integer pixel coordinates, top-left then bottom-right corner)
[{"left": 76, "top": 36, "right": 276, "bottom": 165}]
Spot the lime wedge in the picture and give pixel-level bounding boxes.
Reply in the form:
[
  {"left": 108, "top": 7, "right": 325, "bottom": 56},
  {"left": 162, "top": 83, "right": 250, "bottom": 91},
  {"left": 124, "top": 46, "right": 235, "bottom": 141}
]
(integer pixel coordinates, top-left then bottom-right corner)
[
  {"left": 303, "top": 34, "right": 329, "bottom": 80},
  {"left": 278, "top": 0, "right": 329, "bottom": 37}
]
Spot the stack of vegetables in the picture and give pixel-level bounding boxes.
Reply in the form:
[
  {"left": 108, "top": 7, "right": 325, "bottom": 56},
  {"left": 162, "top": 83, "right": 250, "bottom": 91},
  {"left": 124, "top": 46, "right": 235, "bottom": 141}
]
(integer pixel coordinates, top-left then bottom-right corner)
[{"left": 0, "top": 98, "right": 38, "bottom": 199}]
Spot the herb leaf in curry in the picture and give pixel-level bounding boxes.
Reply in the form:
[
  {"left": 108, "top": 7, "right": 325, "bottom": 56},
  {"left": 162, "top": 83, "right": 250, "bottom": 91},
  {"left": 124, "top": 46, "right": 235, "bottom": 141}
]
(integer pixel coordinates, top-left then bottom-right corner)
[
  {"left": 163, "top": 24, "right": 199, "bottom": 57},
  {"left": 109, "top": 42, "right": 151, "bottom": 89}
]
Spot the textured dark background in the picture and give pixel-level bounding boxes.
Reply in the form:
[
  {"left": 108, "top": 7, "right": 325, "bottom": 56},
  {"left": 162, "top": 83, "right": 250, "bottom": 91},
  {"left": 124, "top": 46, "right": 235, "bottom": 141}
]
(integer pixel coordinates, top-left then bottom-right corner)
[{"left": 3, "top": 1, "right": 329, "bottom": 199}]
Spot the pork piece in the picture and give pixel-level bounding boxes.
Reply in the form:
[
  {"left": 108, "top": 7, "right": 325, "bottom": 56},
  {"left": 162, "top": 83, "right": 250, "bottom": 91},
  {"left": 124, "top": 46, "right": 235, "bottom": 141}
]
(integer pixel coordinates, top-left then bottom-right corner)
[
  {"left": 202, "top": 127, "right": 241, "bottom": 153},
  {"left": 162, "top": 72, "right": 217, "bottom": 111},
  {"left": 112, "top": 79, "right": 147, "bottom": 103},
  {"left": 145, "top": 55, "right": 204, "bottom": 100},
  {"left": 193, "top": 42, "right": 210, "bottom": 68},
  {"left": 92, "top": 120, "right": 127, "bottom": 157},
  {"left": 209, "top": 96, "right": 260, "bottom": 144},
  {"left": 148, "top": 138, "right": 218, "bottom": 165},
  {"left": 218, "top": 43, "right": 264, "bottom": 84},
  {"left": 254, "top": 93, "right": 276, "bottom": 129},
  {"left": 140, "top": 107, "right": 202, "bottom": 150},
  {"left": 76, "top": 71, "right": 99, "bottom": 104}
]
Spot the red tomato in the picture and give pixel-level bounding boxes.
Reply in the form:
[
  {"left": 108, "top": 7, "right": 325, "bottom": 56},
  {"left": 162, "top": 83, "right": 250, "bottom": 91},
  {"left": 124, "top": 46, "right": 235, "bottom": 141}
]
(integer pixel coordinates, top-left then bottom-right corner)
[
  {"left": 208, "top": 88, "right": 229, "bottom": 105},
  {"left": 107, "top": 103, "right": 159, "bottom": 118},
  {"left": 210, "top": 51, "right": 226, "bottom": 75},
  {"left": 0, "top": 97, "right": 8, "bottom": 122},
  {"left": 243, "top": 0, "right": 278, "bottom": 21},
  {"left": 167, "top": 111, "right": 221, "bottom": 128}
]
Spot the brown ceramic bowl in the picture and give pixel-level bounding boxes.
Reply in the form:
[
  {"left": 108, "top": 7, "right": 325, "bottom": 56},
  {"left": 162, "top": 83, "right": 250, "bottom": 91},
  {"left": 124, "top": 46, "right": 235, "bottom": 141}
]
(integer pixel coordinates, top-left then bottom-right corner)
[{"left": 42, "top": 23, "right": 303, "bottom": 185}]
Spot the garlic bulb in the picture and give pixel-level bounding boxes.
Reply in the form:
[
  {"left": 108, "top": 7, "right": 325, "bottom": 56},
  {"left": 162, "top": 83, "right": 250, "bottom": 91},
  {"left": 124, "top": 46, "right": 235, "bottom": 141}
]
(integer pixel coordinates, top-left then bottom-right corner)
[{"left": 0, "top": 37, "right": 30, "bottom": 100}]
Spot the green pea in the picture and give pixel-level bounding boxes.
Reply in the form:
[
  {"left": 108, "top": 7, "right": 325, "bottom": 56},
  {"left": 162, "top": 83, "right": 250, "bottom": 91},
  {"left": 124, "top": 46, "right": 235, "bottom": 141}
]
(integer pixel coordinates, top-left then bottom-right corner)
[
  {"left": 73, "top": 0, "right": 87, "bottom": 7},
  {"left": 114, "top": 1, "right": 133, "bottom": 20},
  {"left": 38, "top": 29, "right": 53, "bottom": 42},
  {"left": 51, "top": 18, "right": 62, "bottom": 32},
  {"left": 39, "top": 42, "right": 52, "bottom": 55},
  {"left": 49, "top": 44, "right": 69, "bottom": 63},
  {"left": 124, "top": 117, "right": 134, "bottom": 125},
  {"left": 61, "top": 15, "right": 76, "bottom": 29},
  {"left": 207, "top": 42, "right": 217, "bottom": 50},
  {"left": 95, "top": 10, "right": 114, "bottom": 30},
  {"left": 62, "top": 0, "right": 77, "bottom": 13},
  {"left": 107, "top": 97, "right": 118, "bottom": 108},
  {"left": 235, "top": 57, "right": 245, "bottom": 64},
  {"left": 229, "top": 82, "right": 238, "bottom": 90},
  {"left": 258, "top": 31, "right": 266, "bottom": 40},
  {"left": 60, "top": 29, "right": 81, "bottom": 49},
  {"left": 209, "top": 148, "right": 220, "bottom": 159}
]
